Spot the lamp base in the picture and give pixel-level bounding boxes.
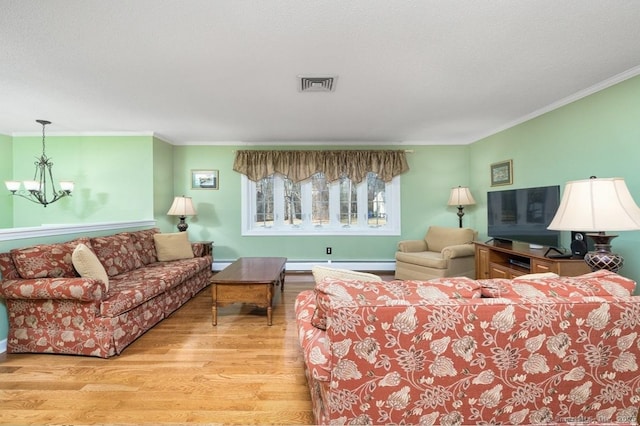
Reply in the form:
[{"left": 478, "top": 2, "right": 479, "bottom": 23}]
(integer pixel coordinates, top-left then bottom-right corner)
[
  {"left": 456, "top": 206, "right": 465, "bottom": 228},
  {"left": 177, "top": 216, "right": 188, "bottom": 232},
  {"left": 584, "top": 233, "right": 623, "bottom": 272}
]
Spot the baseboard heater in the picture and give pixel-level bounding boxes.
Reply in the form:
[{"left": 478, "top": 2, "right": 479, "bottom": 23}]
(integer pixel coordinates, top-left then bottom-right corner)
[{"left": 212, "top": 260, "right": 396, "bottom": 272}]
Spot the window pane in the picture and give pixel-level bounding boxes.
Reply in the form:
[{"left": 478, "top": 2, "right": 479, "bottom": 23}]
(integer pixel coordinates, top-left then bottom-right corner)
[
  {"left": 255, "top": 176, "right": 274, "bottom": 227},
  {"left": 311, "top": 172, "right": 329, "bottom": 226},
  {"left": 339, "top": 177, "right": 357, "bottom": 226},
  {"left": 367, "top": 172, "right": 387, "bottom": 227},
  {"left": 283, "top": 178, "right": 302, "bottom": 226}
]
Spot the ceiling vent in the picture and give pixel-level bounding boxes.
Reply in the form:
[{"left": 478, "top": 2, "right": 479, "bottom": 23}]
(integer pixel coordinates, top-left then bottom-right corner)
[{"left": 298, "top": 75, "right": 337, "bottom": 92}]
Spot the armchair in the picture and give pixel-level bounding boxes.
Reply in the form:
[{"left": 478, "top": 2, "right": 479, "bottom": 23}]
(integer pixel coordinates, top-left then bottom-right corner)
[{"left": 395, "top": 225, "right": 477, "bottom": 280}]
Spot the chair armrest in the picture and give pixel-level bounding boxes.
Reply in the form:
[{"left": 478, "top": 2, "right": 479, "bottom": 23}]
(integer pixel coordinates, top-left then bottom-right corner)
[
  {"left": 0, "top": 277, "right": 105, "bottom": 301},
  {"left": 397, "top": 240, "right": 428, "bottom": 253},
  {"left": 442, "top": 244, "right": 475, "bottom": 259}
]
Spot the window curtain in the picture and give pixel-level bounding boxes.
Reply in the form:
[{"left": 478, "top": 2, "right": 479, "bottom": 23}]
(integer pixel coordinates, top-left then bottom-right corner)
[{"left": 233, "top": 150, "right": 409, "bottom": 183}]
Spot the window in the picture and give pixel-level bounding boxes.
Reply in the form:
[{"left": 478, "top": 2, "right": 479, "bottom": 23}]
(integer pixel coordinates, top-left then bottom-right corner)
[{"left": 242, "top": 172, "right": 400, "bottom": 235}]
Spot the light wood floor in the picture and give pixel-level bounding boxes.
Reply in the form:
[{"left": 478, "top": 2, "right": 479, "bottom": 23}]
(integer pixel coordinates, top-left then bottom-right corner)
[{"left": 0, "top": 273, "right": 329, "bottom": 425}]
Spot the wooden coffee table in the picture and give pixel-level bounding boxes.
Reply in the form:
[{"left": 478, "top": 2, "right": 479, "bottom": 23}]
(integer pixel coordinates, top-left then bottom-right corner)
[{"left": 210, "top": 257, "right": 287, "bottom": 326}]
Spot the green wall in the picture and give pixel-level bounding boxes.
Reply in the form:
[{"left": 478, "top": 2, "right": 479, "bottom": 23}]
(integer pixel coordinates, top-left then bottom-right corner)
[
  {"left": 470, "top": 74, "right": 640, "bottom": 283},
  {"left": 171, "top": 144, "right": 471, "bottom": 261},
  {"left": 10, "top": 135, "right": 156, "bottom": 227},
  {"left": 0, "top": 134, "right": 12, "bottom": 228}
]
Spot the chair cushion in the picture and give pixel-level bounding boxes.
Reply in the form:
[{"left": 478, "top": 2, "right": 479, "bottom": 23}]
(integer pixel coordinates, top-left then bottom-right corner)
[
  {"left": 424, "top": 226, "right": 475, "bottom": 252},
  {"left": 480, "top": 270, "right": 636, "bottom": 298},
  {"left": 312, "top": 276, "right": 482, "bottom": 330},
  {"left": 395, "top": 251, "right": 448, "bottom": 269}
]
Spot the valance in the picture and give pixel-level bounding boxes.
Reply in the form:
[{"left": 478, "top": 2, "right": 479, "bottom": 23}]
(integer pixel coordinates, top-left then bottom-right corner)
[{"left": 233, "top": 149, "right": 409, "bottom": 183}]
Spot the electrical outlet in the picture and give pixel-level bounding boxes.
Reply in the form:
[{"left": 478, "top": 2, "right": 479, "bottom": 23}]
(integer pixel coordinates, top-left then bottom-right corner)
[{"left": 326, "top": 247, "right": 332, "bottom": 255}]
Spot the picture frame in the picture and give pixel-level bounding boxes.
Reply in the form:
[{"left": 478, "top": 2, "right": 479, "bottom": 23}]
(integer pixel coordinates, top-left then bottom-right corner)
[
  {"left": 490, "top": 160, "right": 513, "bottom": 186},
  {"left": 191, "top": 169, "right": 219, "bottom": 190}
]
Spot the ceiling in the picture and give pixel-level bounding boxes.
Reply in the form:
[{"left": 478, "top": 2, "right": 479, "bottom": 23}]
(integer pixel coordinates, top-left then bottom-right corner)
[{"left": 2, "top": 1, "right": 640, "bottom": 145}]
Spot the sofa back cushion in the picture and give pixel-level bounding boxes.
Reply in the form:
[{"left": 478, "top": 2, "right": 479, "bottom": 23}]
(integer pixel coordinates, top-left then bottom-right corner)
[
  {"left": 90, "top": 233, "right": 143, "bottom": 277},
  {"left": 425, "top": 226, "right": 475, "bottom": 252},
  {"left": 130, "top": 228, "right": 159, "bottom": 265},
  {"left": 312, "top": 276, "right": 482, "bottom": 330},
  {"left": 480, "top": 270, "right": 636, "bottom": 298},
  {"left": 10, "top": 238, "right": 90, "bottom": 279}
]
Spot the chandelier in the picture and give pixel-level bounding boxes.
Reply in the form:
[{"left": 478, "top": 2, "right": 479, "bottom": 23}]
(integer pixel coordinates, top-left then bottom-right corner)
[{"left": 5, "top": 120, "right": 74, "bottom": 207}]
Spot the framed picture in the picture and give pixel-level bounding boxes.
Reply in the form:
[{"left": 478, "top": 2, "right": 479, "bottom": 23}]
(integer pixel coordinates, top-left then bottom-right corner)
[
  {"left": 191, "top": 169, "right": 219, "bottom": 190},
  {"left": 490, "top": 160, "right": 513, "bottom": 186}
]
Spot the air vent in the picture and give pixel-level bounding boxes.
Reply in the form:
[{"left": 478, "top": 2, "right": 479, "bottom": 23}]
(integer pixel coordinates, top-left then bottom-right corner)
[{"left": 298, "top": 75, "right": 337, "bottom": 92}]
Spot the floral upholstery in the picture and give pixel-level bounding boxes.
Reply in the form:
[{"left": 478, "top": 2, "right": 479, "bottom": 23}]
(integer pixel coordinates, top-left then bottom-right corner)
[
  {"left": 89, "top": 233, "right": 143, "bottom": 277},
  {"left": 9, "top": 237, "right": 91, "bottom": 279},
  {"left": 130, "top": 228, "right": 159, "bottom": 265},
  {"left": 0, "top": 229, "right": 212, "bottom": 358},
  {"left": 296, "top": 272, "right": 640, "bottom": 425}
]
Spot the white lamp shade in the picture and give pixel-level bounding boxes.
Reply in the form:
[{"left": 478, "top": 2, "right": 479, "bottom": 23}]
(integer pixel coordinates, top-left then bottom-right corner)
[
  {"left": 59, "top": 181, "right": 74, "bottom": 191},
  {"left": 167, "top": 196, "right": 197, "bottom": 216},
  {"left": 448, "top": 186, "right": 476, "bottom": 206},
  {"left": 548, "top": 177, "right": 640, "bottom": 231},
  {"left": 23, "top": 180, "right": 41, "bottom": 191},
  {"left": 5, "top": 181, "right": 21, "bottom": 191}
]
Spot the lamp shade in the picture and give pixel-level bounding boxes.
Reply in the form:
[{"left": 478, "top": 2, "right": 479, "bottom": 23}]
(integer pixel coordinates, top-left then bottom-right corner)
[
  {"left": 548, "top": 177, "right": 640, "bottom": 231},
  {"left": 448, "top": 186, "right": 476, "bottom": 206},
  {"left": 167, "top": 196, "right": 197, "bottom": 217}
]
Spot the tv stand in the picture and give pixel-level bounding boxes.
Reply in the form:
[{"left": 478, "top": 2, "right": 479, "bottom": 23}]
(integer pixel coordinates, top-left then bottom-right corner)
[{"left": 474, "top": 241, "right": 591, "bottom": 279}]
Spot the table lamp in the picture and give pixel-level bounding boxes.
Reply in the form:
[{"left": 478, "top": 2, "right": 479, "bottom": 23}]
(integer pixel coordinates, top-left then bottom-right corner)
[
  {"left": 448, "top": 186, "right": 476, "bottom": 228},
  {"left": 167, "top": 196, "right": 197, "bottom": 232},
  {"left": 547, "top": 177, "right": 640, "bottom": 272}
]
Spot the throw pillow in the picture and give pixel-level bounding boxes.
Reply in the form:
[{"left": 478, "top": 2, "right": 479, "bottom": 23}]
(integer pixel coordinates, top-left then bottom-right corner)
[
  {"left": 311, "top": 265, "right": 382, "bottom": 284},
  {"left": 154, "top": 232, "right": 195, "bottom": 262},
  {"left": 72, "top": 243, "right": 109, "bottom": 291}
]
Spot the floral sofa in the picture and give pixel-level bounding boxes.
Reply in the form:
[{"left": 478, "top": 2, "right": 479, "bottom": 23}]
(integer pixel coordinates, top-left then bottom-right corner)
[
  {"left": 295, "top": 269, "right": 640, "bottom": 425},
  {"left": 0, "top": 229, "right": 212, "bottom": 358}
]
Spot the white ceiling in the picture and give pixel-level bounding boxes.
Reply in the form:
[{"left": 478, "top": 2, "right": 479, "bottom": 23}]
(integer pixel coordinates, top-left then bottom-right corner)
[{"left": 2, "top": 1, "right": 640, "bottom": 145}]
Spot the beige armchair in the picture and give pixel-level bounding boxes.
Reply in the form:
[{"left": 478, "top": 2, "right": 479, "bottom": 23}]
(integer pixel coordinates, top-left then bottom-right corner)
[{"left": 395, "top": 226, "right": 477, "bottom": 280}]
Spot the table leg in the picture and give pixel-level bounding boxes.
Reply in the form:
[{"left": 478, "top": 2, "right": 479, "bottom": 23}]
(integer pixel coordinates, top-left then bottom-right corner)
[{"left": 211, "top": 283, "right": 218, "bottom": 326}]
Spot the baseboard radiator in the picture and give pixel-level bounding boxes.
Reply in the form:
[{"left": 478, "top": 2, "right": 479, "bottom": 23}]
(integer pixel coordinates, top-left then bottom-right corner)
[{"left": 212, "top": 260, "right": 395, "bottom": 273}]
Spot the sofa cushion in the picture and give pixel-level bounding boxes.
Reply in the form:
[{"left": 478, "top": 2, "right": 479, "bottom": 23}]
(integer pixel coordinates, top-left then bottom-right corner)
[
  {"left": 154, "top": 232, "right": 195, "bottom": 262},
  {"left": 72, "top": 243, "right": 110, "bottom": 291},
  {"left": 130, "top": 228, "right": 159, "bottom": 265},
  {"left": 10, "top": 238, "right": 90, "bottom": 279},
  {"left": 424, "top": 226, "right": 475, "bottom": 252},
  {"left": 312, "top": 276, "right": 482, "bottom": 330},
  {"left": 480, "top": 270, "right": 636, "bottom": 298},
  {"left": 90, "top": 233, "right": 143, "bottom": 277}
]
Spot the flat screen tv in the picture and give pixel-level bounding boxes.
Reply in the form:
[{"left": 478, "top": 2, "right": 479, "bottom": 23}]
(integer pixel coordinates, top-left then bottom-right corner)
[{"left": 487, "top": 185, "right": 561, "bottom": 248}]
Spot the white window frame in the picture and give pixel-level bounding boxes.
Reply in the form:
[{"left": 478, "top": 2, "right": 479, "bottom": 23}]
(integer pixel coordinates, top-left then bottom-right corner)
[{"left": 241, "top": 174, "right": 401, "bottom": 236}]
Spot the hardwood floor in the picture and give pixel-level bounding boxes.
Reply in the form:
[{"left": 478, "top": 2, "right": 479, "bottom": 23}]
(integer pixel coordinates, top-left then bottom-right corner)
[{"left": 0, "top": 273, "right": 324, "bottom": 425}]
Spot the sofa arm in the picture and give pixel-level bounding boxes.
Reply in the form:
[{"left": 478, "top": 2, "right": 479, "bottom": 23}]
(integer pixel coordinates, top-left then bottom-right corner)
[
  {"left": 0, "top": 277, "right": 105, "bottom": 301},
  {"left": 397, "top": 239, "right": 428, "bottom": 253},
  {"left": 191, "top": 241, "right": 213, "bottom": 258},
  {"left": 441, "top": 243, "right": 475, "bottom": 259}
]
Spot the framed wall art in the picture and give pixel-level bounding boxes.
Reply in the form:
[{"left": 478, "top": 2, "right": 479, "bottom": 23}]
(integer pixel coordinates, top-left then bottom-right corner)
[
  {"left": 490, "top": 160, "right": 513, "bottom": 186},
  {"left": 191, "top": 169, "right": 219, "bottom": 190}
]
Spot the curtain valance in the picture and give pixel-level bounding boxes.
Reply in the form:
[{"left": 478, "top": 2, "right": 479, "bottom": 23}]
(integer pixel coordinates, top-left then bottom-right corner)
[{"left": 233, "top": 149, "right": 409, "bottom": 183}]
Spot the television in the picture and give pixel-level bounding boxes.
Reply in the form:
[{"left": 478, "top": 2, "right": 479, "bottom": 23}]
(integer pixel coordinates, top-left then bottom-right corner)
[{"left": 487, "top": 185, "right": 561, "bottom": 248}]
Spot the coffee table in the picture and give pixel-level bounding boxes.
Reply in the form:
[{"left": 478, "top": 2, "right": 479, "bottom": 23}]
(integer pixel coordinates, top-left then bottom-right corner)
[{"left": 210, "top": 257, "right": 287, "bottom": 326}]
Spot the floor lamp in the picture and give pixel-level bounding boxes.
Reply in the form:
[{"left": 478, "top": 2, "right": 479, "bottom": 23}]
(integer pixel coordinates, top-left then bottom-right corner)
[
  {"left": 547, "top": 177, "right": 640, "bottom": 272},
  {"left": 448, "top": 186, "right": 476, "bottom": 228}
]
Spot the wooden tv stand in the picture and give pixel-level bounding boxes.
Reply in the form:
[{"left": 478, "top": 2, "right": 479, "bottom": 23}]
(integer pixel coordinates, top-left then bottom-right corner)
[{"left": 474, "top": 240, "right": 591, "bottom": 279}]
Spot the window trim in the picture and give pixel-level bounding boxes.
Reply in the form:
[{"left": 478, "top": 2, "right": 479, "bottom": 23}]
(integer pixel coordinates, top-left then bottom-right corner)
[{"left": 241, "top": 174, "right": 401, "bottom": 236}]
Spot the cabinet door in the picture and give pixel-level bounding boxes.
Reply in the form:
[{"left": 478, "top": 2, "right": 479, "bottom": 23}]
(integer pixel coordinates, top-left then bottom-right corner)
[
  {"left": 489, "top": 264, "right": 510, "bottom": 278},
  {"left": 476, "top": 246, "right": 490, "bottom": 279}
]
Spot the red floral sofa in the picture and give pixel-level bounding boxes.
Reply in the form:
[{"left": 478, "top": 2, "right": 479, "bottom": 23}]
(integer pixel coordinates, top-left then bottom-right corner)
[
  {"left": 295, "top": 270, "right": 640, "bottom": 425},
  {"left": 0, "top": 229, "right": 212, "bottom": 358}
]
